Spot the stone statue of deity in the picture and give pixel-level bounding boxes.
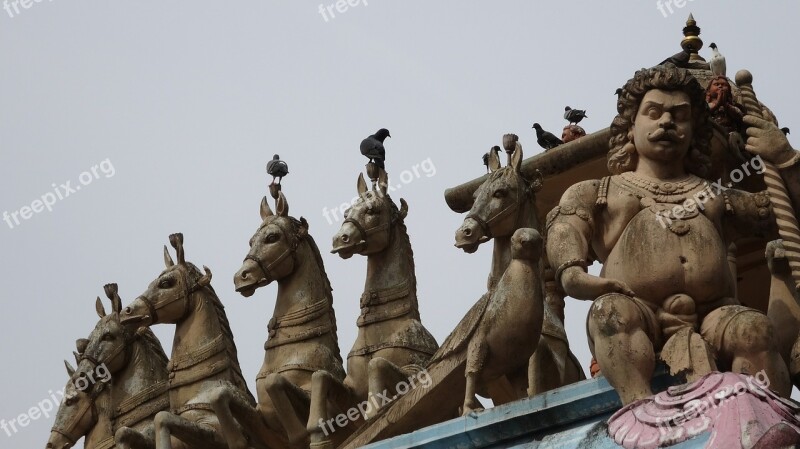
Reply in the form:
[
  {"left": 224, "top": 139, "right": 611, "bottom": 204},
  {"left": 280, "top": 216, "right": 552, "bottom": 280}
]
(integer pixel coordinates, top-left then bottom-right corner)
[{"left": 546, "top": 63, "right": 799, "bottom": 404}]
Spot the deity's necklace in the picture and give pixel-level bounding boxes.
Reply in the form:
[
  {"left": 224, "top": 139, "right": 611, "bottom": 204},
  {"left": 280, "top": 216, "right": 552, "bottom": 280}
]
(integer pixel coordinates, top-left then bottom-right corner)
[{"left": 616, "top": 172, "right": 709, "bottom": 236}]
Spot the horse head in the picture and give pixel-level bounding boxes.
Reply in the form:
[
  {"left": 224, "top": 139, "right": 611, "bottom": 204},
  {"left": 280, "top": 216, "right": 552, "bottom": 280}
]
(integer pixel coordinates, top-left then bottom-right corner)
[
  {"left": 45, "top": 358, "right": 108, "bottom": 449},
  {"left": 234, "top": 192, "right": 308, "bottom": 297},
  {"left": 331, "top": 169, "right": 407, "bottom": 259},
  {"left": 455, "top": 144, "right": 538, "bottom": 253},
  {"left": 120, "top": 234, "right": 212, "bottom": 326}
]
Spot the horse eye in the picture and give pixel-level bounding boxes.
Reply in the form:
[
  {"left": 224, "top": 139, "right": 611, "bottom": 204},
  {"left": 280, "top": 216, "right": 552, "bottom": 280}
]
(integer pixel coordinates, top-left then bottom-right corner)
[
  {"left": 493, "top": 189, "right": 507, "bottom": 198},
  {"left": 158, "top": 278, "right": 174, "bottom": 289},
  {"left": 64, "top": 394, "right": 76, "bottom": 406},
  {"left": 265, "top": 234, "right": 279, "bottom": 243},
  {"left": 102, "top": 333, "right": 114, "bottom": 341}
]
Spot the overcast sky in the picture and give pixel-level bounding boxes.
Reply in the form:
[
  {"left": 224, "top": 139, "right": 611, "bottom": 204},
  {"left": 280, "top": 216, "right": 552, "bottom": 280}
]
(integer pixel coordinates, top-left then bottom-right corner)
[{"left": 1, "top": 1, "right": 799, "bottom": 447}]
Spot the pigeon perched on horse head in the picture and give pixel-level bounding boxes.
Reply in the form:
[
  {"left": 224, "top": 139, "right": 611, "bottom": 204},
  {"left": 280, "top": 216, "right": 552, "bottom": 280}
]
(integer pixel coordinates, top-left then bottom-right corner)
[
  {"left": 532, "top": 123, "right": 563, "bottom": 151},
  {"left": 360, "top": 128, "right": 391, "bottom": 169},
  {"left": 266, "top": 154, "right": 289, "bottom": 185},
  {"left": 782, "top": 127, "right": 790, "bottom": 136},
  {"left": 564, "top": 106, "right": 588, "bottom": 125}
]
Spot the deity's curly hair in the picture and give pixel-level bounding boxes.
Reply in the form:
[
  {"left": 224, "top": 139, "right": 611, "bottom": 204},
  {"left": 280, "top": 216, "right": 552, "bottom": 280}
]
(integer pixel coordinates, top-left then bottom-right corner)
[{"left": 608, "top": 63, "right": 713, "bottom": 178}]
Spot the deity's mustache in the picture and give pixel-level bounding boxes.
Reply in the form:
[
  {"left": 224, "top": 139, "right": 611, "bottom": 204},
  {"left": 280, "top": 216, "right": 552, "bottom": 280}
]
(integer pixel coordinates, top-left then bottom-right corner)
[{"left": 648, "top": 128, "right": 684, "bottom": 142}]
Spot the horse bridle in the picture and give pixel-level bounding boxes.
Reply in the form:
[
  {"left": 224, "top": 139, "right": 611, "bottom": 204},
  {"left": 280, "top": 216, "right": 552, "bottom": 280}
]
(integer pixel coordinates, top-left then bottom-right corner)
[
  {"left": 135, "top": 270, "right": 209, "bottom": 324},
  {"left": 465, "top": 178, "right": 531, "bottom": 240},
  {"left": 244, "top": 220, "right": 302, "bottom": 282},
  {"left": 50, "top": 379, "right": 106, "bottom": 446}
]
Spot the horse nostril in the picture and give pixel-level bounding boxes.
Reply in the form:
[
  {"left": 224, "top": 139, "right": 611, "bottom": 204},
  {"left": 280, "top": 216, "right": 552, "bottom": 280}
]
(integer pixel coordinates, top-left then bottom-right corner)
[
  {"left": 124, "top": 307, "right": 131, "bottom": 315},
  {"left": 341, "top": 234, "right": 350, "bottom": 243},
  {"left": 240, "top": 270, "right": 249, "bottom": 280},
  {"left": 462, "top": 228, "right": 472, "bottom": 237}
]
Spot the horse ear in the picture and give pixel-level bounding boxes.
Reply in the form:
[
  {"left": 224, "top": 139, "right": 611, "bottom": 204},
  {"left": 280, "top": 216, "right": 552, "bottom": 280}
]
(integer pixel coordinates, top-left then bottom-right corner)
[
  {"left": 399, "top": 198, "right": 408, "bottom": 219},
  {"left": 260, "top": 196, "right": 273, "bottom": 220},
  {"left": 95, "top": 296, "right": 107, "bottom": 318},
  {"left": 510, "top": 143, "right": 523, "bottom": 173},
  {"left": 76, "top": 338, "right": 89, "bottom": 354},
  {"left": 169, "top": 233, "right": 185, "bottom": 264},
  {"left": 163, "top": 245, "right": 175, "bottom": 267},
  {"left": 73, "top": 351, "right": 81, "bottom": 365},
  {"left": 357, "top": 173, "right": 368, "bottom": 196},
  {"left": 298, "top": 217, "right": 309, "bottom": 238},
  {"left": 378, "top": 169, "right": 389, "bottom": 195},
  {"left": 276, "top": 191, "right": 289, "bottom": 217},
  {"left": 65, "top": 360, "right": 76, "bottom": 377},
  {"left": 488, "top": 148, "right": 502, "bottom": 172},
  {"left": 104, "top": 283, "right": 122, "bottom": 314}
]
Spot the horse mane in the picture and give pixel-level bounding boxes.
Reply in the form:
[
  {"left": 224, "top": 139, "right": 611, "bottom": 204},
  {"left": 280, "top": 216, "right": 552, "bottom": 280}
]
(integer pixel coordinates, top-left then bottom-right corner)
[
  {"left": 386, "top": 195, "right": 420, "bottom": 318},
  {"left": 186, "top": 263, "right": 256, "bottom": 404},
  {"left": 133, "top": 326, "right": 169, "bottom": 368},
  {"left": 298, "top": 226, "right": 343, "bottom": 364}
]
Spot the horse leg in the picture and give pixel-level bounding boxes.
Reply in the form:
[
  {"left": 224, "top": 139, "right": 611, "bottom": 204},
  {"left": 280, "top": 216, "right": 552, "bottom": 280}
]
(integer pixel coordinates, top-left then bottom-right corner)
[
  {"left": 208, "top": 386, "right": 278, "bottom": 449},
  {"left": 307, "top": 371, "right": 357, "bottom": 447},
  {"left": 115, "top": 426, "right": 155, "bottom": 449},
  {"left": 263, "top": 373, "right": 311, "bottom": 446},
  {"left": 153, "top": 411, "right": 227, "bottom": 449},
  {"left": 366, "top": 357, "right": 410, "bottom": 419}
]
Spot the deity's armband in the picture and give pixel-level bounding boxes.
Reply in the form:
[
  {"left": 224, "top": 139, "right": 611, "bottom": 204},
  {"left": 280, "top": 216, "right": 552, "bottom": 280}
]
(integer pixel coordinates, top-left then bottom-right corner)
[{"left": 546, "top": 204, "right": 595, "bottom": 234}]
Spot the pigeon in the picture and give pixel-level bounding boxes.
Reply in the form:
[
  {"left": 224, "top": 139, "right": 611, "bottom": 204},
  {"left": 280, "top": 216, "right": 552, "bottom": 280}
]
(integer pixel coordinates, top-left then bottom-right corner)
[
  {"left": 532, "top": 123, "right": 563, "bottom": 150},
  {"left": 782, "top": 127, "right": 790, "bottom": 136},
  {"left": 482, "top": 146, "right": 501, "bottom": 172},
  {"left": 360, "top": 128, "right": 391, "bottom": 169},
  {"left": 614, "top": 88, "right": 623, "bottom": 97},
  {"left": 564, "top": 106, "right": 588, "bottom": 125},
  {"left": 266, "top": 154, "right": 289, "bottom": 184},
  {"left": 709, "top": 43, "right": 727, "bottom": 77},
  {"left": 658, "top": 50, "right": 691, "bottom": 68}
]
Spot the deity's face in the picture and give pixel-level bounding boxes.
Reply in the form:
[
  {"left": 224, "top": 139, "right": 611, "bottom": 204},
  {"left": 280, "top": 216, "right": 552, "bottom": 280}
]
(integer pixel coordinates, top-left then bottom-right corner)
[{"left": 632, "top": 89, "right": 693, "bottom": 166}]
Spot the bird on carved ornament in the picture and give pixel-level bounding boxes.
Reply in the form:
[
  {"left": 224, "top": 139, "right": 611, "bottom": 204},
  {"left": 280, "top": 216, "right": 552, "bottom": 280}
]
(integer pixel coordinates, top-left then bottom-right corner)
[
  {"left": 360, "top": 128, "right": 390, "bottom": 169},
  {"left": 709, "top": 43, "right": 727, "bottom": 77},
  {"left": 533, "top": 123, "right": 563, "bottom": 151},
  {"left": 482, "top": 146, "right": 501, "bottom": 172},
  {"left": 266, "top": 154, "right": 289, "bottom": 185},
  {"left": 658, "top": 50, "right": 690, "bottom": 68},
  {"left": 564, "top": 106, "right": 588, "bottom": 125}
]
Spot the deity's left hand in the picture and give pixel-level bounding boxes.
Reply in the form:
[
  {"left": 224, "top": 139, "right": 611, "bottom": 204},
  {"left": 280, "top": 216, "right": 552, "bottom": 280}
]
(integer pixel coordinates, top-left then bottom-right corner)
[{"left": 743, "top": 114, "right": 794, "bottom": 164}]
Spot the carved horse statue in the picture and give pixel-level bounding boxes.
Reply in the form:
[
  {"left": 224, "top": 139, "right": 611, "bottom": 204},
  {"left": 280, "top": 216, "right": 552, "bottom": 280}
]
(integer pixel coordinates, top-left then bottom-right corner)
[
  {"left": 453, "top": 142, "right": 585, "bottom": 400},
  {"left": 47, "top": 284, "right": 169, "bottom": 449},
  {"left": 47, "top": 359, "right": 113, "bottom": 449},
  {"left": 310, "top": 169, "right": 438, "bottom": 444},
  {"left": 210, "top": 192, "right": 344, "bottom": 449},
  {"left": 119, "top": 234, "right": 255, "bottom": 449}
]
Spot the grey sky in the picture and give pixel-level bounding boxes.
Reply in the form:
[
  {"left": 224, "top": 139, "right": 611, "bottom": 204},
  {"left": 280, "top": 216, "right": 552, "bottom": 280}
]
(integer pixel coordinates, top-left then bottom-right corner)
[{"left": 1, "top": 1, "right": 799, "bottom": 447}]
